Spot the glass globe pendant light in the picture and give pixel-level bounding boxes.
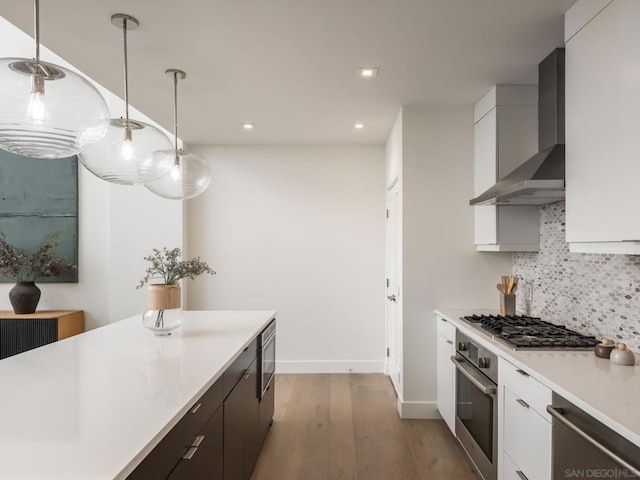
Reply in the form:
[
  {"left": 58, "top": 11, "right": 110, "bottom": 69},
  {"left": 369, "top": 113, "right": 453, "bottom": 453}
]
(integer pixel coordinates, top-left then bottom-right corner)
[
  {"left": 146, "top": 69, "right": 211, "bottom": 200},
  {"left": 78, "top": 14, "right": 172, "bottom": 185},
  {"left": 0, "top": 0, "right": 110, "bottom": 159}
]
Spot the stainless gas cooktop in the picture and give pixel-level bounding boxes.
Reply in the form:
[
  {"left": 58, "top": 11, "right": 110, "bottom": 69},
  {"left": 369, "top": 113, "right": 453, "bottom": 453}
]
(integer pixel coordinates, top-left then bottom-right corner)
[{"left": 459, "top": 314, "right": 598, "bottom": 351}]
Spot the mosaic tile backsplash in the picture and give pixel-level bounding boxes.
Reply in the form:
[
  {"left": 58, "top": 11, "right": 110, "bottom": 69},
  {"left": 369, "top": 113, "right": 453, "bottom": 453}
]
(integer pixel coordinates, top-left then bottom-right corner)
[{"left": 513, "top": 201, "right": 640, "bottom": 353}]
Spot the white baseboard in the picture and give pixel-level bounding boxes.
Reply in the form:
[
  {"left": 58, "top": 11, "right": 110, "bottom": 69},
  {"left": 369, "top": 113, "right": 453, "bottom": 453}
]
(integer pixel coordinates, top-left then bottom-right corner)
[
  {"left": 396, "top": 395, "right": 440, "bottom": 419},
  {"left": 275, "top": 360, "right": 385, "bottom": 374}
]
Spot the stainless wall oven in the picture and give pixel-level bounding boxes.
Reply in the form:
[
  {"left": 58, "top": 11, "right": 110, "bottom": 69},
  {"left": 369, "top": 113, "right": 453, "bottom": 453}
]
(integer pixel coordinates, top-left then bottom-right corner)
[
  {"left": 451, "top": 331, "right": 498, "bottom": 480},
  {"left": 547, "top": 393, "right": 640, "bottom": 479},
  {"left": 257, "top": 320, "right": 276, "bottom": 400}
]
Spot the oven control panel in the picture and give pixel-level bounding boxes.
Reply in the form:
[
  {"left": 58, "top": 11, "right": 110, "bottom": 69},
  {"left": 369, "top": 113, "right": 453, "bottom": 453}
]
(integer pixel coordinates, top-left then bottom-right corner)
[{"left": 455, "top": 330, "right": 498, "bottom": 384}]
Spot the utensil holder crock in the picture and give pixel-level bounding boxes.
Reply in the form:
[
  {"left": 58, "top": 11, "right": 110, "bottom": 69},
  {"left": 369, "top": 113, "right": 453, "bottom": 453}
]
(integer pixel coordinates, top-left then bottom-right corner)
[{"left": 500, "top": 293, "right": 516, "bottom": 316}]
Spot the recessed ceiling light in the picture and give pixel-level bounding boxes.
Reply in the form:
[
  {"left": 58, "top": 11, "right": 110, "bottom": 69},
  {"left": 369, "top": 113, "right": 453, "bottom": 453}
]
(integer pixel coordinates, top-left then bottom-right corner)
[
  {"left": 354, "top": 123, "right": 365, "bottom": 129},
  {"left": 241, "top": 123, "right": 255, "bottom": 130},
  {"left": 358, "top": 67, "right": 379, "bottom": 78}
]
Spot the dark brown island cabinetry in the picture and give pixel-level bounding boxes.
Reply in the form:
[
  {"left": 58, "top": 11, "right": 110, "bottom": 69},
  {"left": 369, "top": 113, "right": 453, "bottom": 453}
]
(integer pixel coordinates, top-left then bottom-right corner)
[
  {"left": 223, "top": 357, "right": 259, "bottom": 480},
  {"left": 128, "top": 319, "right": 276, "bottom": 480},
  {"left": 167, "top": 406, "right": 224, "bottom": 480}
]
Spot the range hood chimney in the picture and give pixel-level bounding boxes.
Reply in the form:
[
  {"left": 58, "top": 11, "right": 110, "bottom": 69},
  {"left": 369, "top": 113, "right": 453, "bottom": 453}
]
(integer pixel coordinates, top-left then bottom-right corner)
[{"left": 470, "top": 48, "right": 565, "bottom": 206}]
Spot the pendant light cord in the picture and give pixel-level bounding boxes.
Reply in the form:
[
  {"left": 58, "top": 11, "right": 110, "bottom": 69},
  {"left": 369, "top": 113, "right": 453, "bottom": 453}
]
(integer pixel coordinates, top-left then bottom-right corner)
[
  {"left": 34, "top": 0, "right": 40, "bottom": 62},
  {"left": 173, "top": 72, "right": 179, "bottom": 153},
  {"left": 122, "top": 18, "right": 130, "bottom": 121}
]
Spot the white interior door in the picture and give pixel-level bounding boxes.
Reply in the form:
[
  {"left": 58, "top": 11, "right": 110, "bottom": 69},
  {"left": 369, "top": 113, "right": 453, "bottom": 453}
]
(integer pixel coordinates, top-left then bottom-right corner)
[{"left": 385, "top": 181, "right": 401, "bottom": 394}]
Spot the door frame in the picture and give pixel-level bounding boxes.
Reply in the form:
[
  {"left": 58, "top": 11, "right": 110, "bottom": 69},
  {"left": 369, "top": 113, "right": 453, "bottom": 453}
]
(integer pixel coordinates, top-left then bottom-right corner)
[{"left": 385, "top": 177, "right": 402, "bottom": 395}]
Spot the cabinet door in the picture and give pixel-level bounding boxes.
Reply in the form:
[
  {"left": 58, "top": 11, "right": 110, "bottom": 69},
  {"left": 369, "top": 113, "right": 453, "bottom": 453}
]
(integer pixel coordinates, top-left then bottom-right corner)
[
  {"left": 503, "top": 388, "right": 551, "bottom": 480},
  {"left": 243, "top": 360, "right": 260, "bottom": 479},
  {"left": 0, "top": 317, "right": 57, "bottom": 359},
  {"left": 474, "top": 109, "right": 498, "bottom": 245},
  {"left": 473, "top": 106, "right": 539, "bottom": 251},
  {"left": 166, "top": 406, "right": 224, "bottom": 480},
  {"left": 224, "top": 358, "right": 259, "bottom": 480},
  {"left": 224, "top": 340, "right": 258, "bottom": 398},
  {"left": 128, "top": 379, "right": 223, "bottom": 480},
  {"left": 503, "top": 451, "right": 526, "bottom": 480},
  {"left": 436, "top": 331, "right": 455, "bottom": 434},
  {"left": 258, "top": 381, "right": 275, "bottom": 445},
  {"left": 566, "top": 0, "right": 640, "bottom": 245}
]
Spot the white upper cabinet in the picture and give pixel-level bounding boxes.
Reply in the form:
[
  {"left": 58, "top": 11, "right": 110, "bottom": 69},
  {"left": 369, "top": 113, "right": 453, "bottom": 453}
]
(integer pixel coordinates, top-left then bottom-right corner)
[
  {"left": 565, "top": 0, "right": 640, "bottom": 254},
  {"left": 473, "top": 86, "right": 541, "bottom": 251}
]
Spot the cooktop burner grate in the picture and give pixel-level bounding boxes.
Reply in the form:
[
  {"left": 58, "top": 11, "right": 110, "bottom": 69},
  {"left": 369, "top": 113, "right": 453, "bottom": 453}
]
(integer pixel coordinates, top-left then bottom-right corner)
[{"left": 460, "top": 314, "right": 598, "bottom": 350}]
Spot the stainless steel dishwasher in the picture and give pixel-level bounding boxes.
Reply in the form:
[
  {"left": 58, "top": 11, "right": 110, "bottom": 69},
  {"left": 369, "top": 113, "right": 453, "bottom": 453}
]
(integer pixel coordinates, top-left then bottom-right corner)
[{"left": 547, "top": 393, "right": 640, "bottom": 479}]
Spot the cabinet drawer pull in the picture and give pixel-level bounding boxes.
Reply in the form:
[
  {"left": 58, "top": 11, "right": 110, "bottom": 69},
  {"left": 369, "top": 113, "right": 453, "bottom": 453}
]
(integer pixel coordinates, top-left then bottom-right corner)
[
  {"left": 243, "top": 369, "right": 251, "bottom": 380},
  {"left": 192, "top": 435, "right": 205, "bottom": 447},
  {"left": 190, "top": 403, "right": 202, "bottom": 414},
  {"left": 182, "top": 446, "right": 198, "bottom": 460},
  {"left": 515, "top": 369, "right": 529, "bottom": 377},
  {"left": 440, "top": 318, "right": 448, "bottom": 322},
  {"left": 516, "top": 471, "right": 528, "bottom": 480},
  {"left": 446, "top": 340, "right": 453, "bottom": 345},
  {"left": 243, "top": 346, "right": 250, "bottom": 352},
  {"left": 516, "top": 398, "right": 530, "bottom": 409}
]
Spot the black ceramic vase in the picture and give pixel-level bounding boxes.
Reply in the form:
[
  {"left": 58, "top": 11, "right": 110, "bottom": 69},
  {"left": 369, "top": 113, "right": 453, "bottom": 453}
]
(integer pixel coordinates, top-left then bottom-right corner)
[{"left": 9, "top": 282, "right": 41, "bottom": 314}]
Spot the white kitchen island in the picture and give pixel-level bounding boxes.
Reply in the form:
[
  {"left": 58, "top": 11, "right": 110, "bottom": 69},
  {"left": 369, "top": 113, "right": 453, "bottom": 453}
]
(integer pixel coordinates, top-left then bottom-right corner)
[{"left": 0, "top": 310, "right": 276, "bottom": 480}]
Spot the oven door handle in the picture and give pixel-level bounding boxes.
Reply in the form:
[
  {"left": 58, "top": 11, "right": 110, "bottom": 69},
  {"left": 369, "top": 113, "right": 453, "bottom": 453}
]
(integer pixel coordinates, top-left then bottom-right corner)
[
  {"left": 450, "top": 356, "right": 497, "bottom": 395},
  {"left": 546, "top": 406, "right": 640, "bottom": 477}
]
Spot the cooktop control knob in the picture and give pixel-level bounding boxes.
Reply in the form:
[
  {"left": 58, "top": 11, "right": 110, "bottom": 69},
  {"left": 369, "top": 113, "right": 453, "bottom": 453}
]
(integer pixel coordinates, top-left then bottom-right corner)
[
  {"left": 478, "top": 357, "right": 490, "bottom": 369},
  {"left": 457, "top": 342, "right": 468, "bottom": 352}
]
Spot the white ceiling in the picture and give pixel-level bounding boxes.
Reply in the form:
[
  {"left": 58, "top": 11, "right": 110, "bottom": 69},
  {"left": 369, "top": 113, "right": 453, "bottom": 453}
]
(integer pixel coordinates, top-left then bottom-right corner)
[{"left": 0, "top": 0, "right": 575, "bottom": 145}]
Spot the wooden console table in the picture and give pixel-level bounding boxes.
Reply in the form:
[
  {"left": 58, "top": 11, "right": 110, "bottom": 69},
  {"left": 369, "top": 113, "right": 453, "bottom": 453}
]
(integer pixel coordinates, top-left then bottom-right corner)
[{"left": 0, "top": 310, "right": 84, "bottom": 360}]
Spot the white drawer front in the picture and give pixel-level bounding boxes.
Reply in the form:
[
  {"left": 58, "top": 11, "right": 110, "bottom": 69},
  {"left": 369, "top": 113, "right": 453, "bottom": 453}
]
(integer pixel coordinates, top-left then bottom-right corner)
[
  {"left": 503, "top": 451, "right": 527, "bottom": 480},
  {"left": 499, "top": 357, "right": 552, "bottom": 419},
  {"left": 503, "top": 387, "right": 552, "bottom": 480},
  {"left": 437, "top": 315, "right": 455, "bottom": 342}
]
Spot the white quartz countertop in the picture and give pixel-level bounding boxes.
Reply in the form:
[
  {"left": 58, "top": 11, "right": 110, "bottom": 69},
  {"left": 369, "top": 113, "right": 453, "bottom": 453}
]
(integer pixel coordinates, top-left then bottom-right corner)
[
  {"left": 0, "top": 310, "right": 276, "bottom": 480},
  {"left": 436, "top": 309, "right": 640, "bottom": 448}
]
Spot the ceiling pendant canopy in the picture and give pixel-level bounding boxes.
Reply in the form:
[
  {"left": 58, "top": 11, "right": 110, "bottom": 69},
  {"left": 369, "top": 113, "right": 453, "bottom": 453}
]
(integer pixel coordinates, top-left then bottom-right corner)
[
  {"left": 146, "top": 69, "right": 211, "bottom": 200},
  {"left": 0, "top": 0, "right": 110, "bottom": 159},
  {"left": 78, "top": 14, "right": 172, "bottom": 185}
]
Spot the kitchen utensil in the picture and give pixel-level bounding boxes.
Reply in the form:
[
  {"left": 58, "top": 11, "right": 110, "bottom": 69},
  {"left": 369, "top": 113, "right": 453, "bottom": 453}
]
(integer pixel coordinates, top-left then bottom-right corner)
[
  {"left": 610, "top": 343, "right": 636, "bottom": 366},
  {"left": 497, "top": 283, "right": 505, "bottom": 293},
  {"left": 507, "top": 276, "right": 515, "bottom": 295},
  {"left": 594, "top": 338, "right": 615, "bottom": 359}
]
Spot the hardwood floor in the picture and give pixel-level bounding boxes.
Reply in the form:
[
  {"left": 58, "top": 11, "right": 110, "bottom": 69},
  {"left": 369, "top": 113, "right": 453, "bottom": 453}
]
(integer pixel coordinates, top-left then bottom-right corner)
[{"left": 250, "top": 374, "right": 477, "bottom": 480}]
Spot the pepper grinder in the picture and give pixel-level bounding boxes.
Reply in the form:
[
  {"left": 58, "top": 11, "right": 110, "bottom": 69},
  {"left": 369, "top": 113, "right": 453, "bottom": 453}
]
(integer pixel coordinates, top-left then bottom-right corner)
[
  {"left": 610, "top": 343, "right": 636, "bottom": 366},
  {"left": 524, "top": 282, "right": 533, "bottom": 316},
  {"left": 594, "top": 338, "right": 615, "bottom": 359}
]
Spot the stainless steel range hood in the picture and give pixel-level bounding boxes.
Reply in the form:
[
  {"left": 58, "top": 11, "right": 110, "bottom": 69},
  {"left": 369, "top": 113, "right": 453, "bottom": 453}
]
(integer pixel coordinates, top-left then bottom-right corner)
[{"left": 471, "top": 48, "right": 565, "bottom": 206}]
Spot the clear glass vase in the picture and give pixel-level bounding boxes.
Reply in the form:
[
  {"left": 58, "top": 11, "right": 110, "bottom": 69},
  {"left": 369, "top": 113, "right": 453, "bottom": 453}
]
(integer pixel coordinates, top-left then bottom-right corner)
[{"left": 142, "top": 308, "right": 184, "bottom": 336}]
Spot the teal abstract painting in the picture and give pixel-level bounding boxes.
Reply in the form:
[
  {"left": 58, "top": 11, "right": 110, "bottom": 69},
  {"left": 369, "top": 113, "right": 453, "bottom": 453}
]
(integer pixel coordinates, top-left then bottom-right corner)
[{"left": 0, "top": 150, "right": 78, "bottom": 283}]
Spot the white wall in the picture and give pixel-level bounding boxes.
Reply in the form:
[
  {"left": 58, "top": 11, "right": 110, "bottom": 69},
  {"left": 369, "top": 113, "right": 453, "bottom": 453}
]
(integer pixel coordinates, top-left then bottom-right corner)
[
  {"left": 187, "top": 145, "right": 385, "bottom": 373},
  {"left": 386, "top": 111, "right": 403, "bottom": 187},
  {"left": 0, "top": 17, "right": 183, "bottom": 329},
  {"left": 391, "top": 106, "right": 512, "bottom": 416}
]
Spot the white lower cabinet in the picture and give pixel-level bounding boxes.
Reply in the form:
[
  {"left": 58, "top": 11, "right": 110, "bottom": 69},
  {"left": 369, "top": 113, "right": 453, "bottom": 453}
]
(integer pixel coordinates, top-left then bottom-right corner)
[
  {"left": 436, "top": 315, "right": 456, "bottom": 434},
  {"left": 499, "top": 358, "right": 552, "bottom": 480},
  {"left": 503, "top": 452, "right": 526, "bottom": 480}
]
